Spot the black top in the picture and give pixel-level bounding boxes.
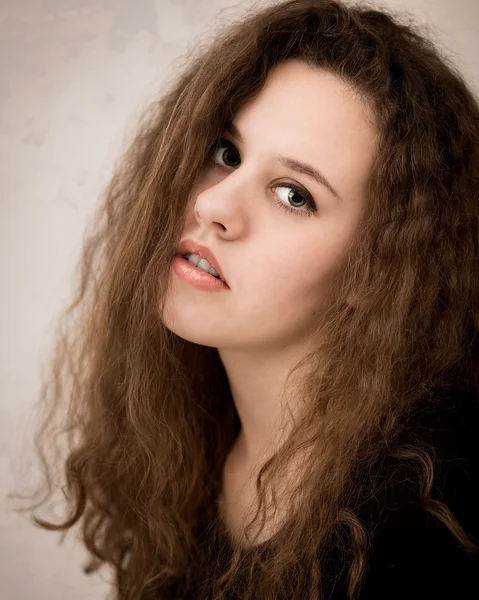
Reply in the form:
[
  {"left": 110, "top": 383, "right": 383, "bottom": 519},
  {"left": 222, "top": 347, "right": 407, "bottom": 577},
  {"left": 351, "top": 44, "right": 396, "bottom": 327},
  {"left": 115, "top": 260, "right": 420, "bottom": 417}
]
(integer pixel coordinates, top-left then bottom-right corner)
[
  {"left": 161, "top": 382, "right": 479, "bottom": 599},
  {"left": 326, "top": 382, "right": 479, "bottom": 599}
]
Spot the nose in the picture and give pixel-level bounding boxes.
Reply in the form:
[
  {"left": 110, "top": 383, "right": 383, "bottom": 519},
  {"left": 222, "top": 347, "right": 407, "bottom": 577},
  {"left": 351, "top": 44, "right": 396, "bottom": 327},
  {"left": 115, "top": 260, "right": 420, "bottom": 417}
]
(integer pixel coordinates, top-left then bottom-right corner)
[{"left": 192, "top": 168, "right": 253, "bottom": 236}]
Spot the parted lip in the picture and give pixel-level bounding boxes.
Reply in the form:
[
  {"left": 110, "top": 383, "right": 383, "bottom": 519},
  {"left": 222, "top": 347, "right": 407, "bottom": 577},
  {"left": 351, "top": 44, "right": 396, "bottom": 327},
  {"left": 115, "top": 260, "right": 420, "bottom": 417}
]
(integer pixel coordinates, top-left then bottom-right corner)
[{"left": 176, "top": 239, "right": 228, "bottom": 285}]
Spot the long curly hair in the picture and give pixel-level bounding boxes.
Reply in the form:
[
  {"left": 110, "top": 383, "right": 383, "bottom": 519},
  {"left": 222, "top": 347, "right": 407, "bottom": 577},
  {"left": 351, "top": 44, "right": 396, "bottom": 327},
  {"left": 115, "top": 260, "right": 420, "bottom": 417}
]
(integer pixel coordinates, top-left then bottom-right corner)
[{"left": 15, "top": 0, "right": 479, "bottom": 598}]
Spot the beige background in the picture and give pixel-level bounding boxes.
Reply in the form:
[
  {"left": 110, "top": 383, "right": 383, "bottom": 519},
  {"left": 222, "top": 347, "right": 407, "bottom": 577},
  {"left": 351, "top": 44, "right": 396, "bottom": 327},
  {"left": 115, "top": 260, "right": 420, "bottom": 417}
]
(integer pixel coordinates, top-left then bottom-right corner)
[{"left": 1, "top": 1, "right": 477, "bottom": 598}]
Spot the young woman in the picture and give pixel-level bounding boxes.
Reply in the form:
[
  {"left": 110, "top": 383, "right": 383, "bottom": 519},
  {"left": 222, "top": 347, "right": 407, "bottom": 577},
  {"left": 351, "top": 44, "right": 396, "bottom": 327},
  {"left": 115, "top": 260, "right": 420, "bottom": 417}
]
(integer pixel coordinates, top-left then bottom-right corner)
[{"left": 22, "top": 0, "right": 479, "bottom": 598}]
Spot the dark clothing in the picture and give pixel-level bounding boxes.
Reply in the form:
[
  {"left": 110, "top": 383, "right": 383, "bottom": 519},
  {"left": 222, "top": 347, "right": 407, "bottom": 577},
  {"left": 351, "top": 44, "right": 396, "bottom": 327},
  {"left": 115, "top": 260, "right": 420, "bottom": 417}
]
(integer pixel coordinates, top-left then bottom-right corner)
[
  {"left": 326, "top": 382, "right": 479, "bottom": 599},
  {"left": 163, "top": 383, "right": 479, "bottom": 599}
]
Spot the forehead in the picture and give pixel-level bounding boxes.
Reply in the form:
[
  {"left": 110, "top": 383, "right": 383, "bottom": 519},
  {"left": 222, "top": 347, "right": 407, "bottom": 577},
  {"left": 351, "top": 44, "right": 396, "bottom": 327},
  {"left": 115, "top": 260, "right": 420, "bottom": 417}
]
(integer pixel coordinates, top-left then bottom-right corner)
[
  {"left": 234, "top": 59, "right": 379, "bottom": 203},
  {"left": 247, "top": 59, "right": 377, "bottom": 135}
]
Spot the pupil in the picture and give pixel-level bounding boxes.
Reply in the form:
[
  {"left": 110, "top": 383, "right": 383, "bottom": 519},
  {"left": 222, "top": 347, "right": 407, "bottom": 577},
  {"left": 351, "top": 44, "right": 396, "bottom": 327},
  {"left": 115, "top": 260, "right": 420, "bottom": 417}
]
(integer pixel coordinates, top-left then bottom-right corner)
[
  {"left": 289, "top": 189, "right": 304, "bottom": 207},
  {"left": 224, "top": 148, "right": 240, "bottom": 167}
]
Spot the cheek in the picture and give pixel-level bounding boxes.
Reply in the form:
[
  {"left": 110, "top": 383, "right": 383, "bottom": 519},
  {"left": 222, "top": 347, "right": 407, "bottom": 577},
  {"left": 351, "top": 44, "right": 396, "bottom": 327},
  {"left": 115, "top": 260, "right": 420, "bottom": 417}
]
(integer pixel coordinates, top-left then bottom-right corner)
[
  {"left": 249, "top": 256, "right": 327, "bottom": 308},
  {"left": 258, "top": 257, "right": 337, "bottom": 311}
]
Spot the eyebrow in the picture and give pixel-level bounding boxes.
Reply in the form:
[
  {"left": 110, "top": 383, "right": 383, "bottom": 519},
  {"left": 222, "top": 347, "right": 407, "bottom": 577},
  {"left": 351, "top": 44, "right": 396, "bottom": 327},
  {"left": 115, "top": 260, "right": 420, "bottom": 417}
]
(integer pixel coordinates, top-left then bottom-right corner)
[{"left": 225, "top": 122, "right": 343, "bottom": 203}]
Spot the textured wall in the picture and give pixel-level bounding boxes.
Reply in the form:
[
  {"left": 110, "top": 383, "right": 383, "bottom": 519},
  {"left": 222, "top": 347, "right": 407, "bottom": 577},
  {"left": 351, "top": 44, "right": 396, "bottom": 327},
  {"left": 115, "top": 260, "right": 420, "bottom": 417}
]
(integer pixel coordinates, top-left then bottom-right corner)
[{"left": 1, "top": 1, "right": 477, "bottom": 598}]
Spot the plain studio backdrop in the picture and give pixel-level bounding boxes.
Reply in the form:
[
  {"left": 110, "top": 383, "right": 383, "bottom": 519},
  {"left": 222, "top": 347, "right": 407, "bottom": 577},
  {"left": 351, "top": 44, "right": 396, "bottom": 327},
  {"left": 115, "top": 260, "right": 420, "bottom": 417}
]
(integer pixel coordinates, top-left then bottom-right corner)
[{"left": 0, "top": 0, "right": 478, "bottom": 598}]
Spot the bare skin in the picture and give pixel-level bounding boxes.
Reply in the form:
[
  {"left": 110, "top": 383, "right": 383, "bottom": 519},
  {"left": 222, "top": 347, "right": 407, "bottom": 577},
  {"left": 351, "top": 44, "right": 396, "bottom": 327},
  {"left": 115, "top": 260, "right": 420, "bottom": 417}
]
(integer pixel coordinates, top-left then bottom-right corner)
[
  {"left": 218, "top": 437, "right": 279, "bottom": 548},
  {"left": 217, "top": 428, "right": 312, "bottom": 548}
]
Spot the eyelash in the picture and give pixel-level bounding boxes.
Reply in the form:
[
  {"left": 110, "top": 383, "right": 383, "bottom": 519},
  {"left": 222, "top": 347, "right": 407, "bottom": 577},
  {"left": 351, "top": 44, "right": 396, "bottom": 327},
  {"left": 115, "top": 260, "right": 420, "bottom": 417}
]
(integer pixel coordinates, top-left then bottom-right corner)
[{"left": 208, "top": 138, "right": 318, "bottom": 218}]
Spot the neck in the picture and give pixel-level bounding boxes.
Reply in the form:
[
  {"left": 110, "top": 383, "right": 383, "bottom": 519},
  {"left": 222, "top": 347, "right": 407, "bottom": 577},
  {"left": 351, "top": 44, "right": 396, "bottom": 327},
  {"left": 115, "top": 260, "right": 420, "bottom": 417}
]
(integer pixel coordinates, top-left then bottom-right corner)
[{"left": 217, "top": 342, "right": 311, "bottom": 463}]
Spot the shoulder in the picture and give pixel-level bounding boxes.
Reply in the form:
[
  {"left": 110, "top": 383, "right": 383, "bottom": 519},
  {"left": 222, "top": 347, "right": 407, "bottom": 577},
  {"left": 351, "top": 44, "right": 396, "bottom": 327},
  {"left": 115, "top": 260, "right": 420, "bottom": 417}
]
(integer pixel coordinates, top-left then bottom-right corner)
[{"left": 357, "top": 384, "right": 479, "bottom": 600}]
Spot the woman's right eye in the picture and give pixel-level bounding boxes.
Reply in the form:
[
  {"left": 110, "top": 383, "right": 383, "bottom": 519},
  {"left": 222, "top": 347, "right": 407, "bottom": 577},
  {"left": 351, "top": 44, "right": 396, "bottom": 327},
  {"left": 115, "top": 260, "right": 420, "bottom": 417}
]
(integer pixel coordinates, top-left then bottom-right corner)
[{"left": 211, "top": 138, "right": 241, "bottom": 169}]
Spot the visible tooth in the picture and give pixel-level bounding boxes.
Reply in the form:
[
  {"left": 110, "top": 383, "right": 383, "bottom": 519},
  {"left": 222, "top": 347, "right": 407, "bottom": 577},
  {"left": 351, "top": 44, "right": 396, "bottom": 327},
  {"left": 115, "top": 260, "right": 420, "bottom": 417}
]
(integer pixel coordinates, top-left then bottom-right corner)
[
  {"left": 197, "top": 258, "right": 211, "bottom": 271},
  {"left": 185, "top": 254, "right": 221, "bottom": 279},
  {"left": 186, "top": 253, "right": 201, "bottom": 266}
]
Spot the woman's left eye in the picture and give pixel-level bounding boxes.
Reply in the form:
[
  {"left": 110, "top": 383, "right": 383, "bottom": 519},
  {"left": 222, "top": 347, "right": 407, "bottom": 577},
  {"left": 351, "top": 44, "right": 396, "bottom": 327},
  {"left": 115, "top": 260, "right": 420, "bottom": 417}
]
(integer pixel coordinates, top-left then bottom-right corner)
[{"left": 210, "top": 138, "right": 318, "bottom": 218}]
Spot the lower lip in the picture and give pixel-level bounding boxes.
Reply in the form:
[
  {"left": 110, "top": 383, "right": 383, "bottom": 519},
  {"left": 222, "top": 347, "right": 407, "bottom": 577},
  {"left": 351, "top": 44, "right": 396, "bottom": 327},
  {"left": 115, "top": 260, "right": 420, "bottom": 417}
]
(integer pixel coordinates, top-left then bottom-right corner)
[{"left": 172, "top": 256, "right": 229, "bottom": 291}]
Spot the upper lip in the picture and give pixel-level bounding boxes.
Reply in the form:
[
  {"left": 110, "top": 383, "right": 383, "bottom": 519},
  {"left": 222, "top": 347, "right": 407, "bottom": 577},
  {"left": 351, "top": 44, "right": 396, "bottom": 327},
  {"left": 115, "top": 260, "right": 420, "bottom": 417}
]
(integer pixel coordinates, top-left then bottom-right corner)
[{"left": 176, "top": 239, "right": 228, "bottom": 285}]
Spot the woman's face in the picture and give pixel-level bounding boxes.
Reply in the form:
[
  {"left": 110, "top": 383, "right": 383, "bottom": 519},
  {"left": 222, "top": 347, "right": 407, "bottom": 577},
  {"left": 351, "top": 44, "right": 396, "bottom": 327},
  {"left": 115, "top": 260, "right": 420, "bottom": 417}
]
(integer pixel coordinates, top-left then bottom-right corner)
[{"left": 162, "top": 59, "right": 378, "bottom": 351}]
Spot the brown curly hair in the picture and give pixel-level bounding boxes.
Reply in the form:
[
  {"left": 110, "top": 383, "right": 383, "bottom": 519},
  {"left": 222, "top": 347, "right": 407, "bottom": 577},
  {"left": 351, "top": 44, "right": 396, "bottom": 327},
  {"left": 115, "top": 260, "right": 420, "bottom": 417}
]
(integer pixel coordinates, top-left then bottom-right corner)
[{"left": 14, "top": 0, "right": 479, "bottom": 598}]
